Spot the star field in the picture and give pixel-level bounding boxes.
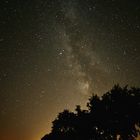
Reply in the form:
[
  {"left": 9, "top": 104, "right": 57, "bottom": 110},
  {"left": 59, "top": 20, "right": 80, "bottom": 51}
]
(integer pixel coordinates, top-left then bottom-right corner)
[{"left": 0, "top": 0, "right": 140, "bottom": 140}]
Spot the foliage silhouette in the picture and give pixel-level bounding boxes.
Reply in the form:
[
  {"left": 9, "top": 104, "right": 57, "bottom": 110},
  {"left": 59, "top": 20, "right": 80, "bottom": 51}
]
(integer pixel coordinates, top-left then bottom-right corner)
[{"left": 41, "top": 85, "right": 140, "bottom": 140}]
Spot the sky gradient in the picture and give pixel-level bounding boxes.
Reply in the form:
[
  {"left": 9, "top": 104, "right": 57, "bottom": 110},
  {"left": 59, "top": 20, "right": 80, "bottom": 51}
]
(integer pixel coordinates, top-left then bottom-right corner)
[{"left": 0, "top": 0, "right": 140, "bottom": 140}]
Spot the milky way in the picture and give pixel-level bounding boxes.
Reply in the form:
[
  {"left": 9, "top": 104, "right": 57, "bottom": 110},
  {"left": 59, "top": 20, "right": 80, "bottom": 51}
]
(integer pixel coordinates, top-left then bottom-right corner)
[
  {"left": 53, "top": 0, "right": 113, "bottom": 96},
  {"left": 0, "top": 0, "right": 140, "bottom": 140}
]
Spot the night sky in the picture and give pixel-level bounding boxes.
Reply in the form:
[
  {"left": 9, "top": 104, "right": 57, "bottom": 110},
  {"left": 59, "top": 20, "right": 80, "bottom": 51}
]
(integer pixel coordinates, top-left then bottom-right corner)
[{"left": 0, "top": 0, "right": 140, "bottom": 140}]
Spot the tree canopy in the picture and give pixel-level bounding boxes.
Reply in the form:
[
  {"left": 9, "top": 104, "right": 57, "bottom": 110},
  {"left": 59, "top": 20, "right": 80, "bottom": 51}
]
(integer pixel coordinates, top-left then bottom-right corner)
[{"left": 41, "top": 85, "right": 140, "bottom": 140}]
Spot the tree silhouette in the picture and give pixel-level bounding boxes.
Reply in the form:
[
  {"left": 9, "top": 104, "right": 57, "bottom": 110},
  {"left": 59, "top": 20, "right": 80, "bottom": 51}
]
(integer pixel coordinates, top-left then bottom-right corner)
[
  {"left": 100, "top": 85, "right": 140, "bottom": 139},
  {"left": 41, "top": 85, "right": 140, "bottom": 140}
]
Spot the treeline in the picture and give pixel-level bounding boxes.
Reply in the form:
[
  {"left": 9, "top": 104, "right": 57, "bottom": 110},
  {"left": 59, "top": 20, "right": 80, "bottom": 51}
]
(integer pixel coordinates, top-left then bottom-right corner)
[{"left": 41, "top": 85, "right": 140, "bottom": 140}]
